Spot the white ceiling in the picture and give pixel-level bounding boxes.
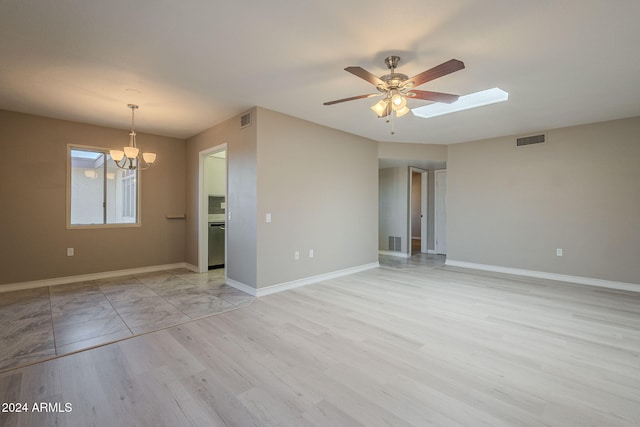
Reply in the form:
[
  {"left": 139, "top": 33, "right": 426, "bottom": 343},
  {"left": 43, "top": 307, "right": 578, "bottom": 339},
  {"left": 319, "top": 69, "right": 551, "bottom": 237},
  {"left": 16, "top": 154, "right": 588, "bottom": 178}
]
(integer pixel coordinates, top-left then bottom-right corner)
[{"left": 1, "top": 1, "right": 639, "bottom": 145}]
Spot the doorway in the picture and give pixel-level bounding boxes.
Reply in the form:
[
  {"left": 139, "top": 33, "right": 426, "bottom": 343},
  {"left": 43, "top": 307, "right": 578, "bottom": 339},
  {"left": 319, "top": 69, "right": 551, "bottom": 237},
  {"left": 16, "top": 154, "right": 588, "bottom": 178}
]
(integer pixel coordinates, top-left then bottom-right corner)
[
  {"left": 198, "top": 144, "right": 227, "bottom": 274},
  {"left": 409, "top": 167, "right": 428, "bottom": 254}
]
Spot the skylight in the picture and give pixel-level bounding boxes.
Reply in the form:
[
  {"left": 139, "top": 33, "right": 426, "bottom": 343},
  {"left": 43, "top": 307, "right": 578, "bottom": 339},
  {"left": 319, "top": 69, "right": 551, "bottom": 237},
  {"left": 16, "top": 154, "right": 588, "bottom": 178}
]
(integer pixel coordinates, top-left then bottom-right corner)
[{"left": 412, "top": 87, "right": 509, "bottom": 119}]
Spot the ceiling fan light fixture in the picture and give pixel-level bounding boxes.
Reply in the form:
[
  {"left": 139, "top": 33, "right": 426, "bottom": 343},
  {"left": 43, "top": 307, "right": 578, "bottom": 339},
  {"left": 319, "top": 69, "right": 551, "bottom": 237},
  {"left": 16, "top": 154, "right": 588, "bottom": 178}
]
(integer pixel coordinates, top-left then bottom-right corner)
[
  {"left": 371, "top": 99, "right": 389, "bottom": 116},
  {"left": 391, "top": 93, "right": 407, "bottom": 110},
  {"left": 395, "top": 106, "right": 411, "bottom": 117}
]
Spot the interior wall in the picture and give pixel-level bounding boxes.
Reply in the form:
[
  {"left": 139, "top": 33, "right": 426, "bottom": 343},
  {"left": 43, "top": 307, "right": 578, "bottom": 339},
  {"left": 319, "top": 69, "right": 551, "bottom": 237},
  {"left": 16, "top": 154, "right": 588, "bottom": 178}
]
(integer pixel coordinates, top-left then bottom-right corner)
[
  {"left": 378, "top": 141, "right": 447, "bottom": 161},
  {"left": 185, "top": 109, "right": 258, "bottom": 287},
  {"left": 427, "top": 169, "right": 436, "bottom": 251},
  {"left": 255, "top": 108, "right": 378, "bottom": 288},
  {"left": 379, "top": 167, "right": 409, "bottom": 254},
  {"left": 447, "top": 116, "right": 640, "bottom": 284},
  {"left": 0, "top": 110, "right": 186, "bottom": 286}
]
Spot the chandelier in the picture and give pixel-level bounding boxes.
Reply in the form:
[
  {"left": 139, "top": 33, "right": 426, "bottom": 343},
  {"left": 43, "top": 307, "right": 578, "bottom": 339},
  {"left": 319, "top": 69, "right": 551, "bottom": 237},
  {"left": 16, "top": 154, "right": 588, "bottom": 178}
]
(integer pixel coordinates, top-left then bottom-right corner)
[{"left": 110, "top": 104, "right": 156, "bottom": 170}]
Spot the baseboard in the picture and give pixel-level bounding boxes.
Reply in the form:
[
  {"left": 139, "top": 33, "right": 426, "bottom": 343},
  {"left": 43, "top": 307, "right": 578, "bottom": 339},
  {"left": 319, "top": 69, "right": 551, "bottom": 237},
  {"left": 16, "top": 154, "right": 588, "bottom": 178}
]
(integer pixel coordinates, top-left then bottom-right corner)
[
  {"left": 445, "top": 259, "right": 640, "bottom": 293},
  {"left": 183, "top": 263, "right": 199, "bottom": 273},
  {"left": 378, "top": 250, "right": 410, "bottom": 258},
  {"left": 250, "top": 262, "right": 380, "bottom": 297},
  {"left": 226, "top": 279, "right": 257, "bottom": 297},
  {"left": 427, "top": 250, "right": 438, "bottom": 255},
  {"left": 0, "top": 263, "right": 192, "bottom": 293}
]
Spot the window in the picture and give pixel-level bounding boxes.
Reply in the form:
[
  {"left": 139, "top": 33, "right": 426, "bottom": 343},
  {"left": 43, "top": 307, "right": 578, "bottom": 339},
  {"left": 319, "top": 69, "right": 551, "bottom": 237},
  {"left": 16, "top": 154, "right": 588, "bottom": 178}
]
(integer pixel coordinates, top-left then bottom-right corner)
[{"left": 68, "top": 146, "right": 139, "bottom": 227}]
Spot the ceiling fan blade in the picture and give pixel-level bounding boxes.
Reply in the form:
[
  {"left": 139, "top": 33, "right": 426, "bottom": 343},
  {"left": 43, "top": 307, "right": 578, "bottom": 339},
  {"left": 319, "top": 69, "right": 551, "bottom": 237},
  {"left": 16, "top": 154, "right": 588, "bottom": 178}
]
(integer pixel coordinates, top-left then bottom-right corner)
[
  {"left": 402, "top": 59, "right": 465, "bottom": 89},
  {"left": 345, "top": 66, "right": 386, "bottom": 88},
  {"left": 323, "top": 93, "right": 380, "bottom": 106},
  {"left": 406, "top": 90, "right": 459, "bottom": 104}
]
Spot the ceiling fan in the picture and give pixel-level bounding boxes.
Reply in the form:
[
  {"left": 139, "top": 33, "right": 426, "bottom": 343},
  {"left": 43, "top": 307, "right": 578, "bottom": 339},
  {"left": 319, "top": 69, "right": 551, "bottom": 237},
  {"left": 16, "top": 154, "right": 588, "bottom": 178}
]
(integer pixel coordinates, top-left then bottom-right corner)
[{"left": 324, "top": 56, "right": 465, "bottom": 118}]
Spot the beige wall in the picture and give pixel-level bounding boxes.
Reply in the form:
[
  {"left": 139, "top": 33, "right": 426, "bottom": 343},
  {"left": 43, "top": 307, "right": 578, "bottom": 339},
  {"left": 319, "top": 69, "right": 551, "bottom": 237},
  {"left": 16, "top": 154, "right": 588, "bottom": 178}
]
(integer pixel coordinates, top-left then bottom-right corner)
[
  {"left": 0, "top": 110, "right": 186, "bottom": 286},
  {"left": 256, "top": 108, "right": 379, "bottom": 288},
  {"left": 447, "top": 116, "right": 640, "bottom": 284},
  {"left": 185, "top": 109, "right": 258, "bottom": 287},
  {"left": 378, "top": 141, "right": 447, "bottom": 161}
]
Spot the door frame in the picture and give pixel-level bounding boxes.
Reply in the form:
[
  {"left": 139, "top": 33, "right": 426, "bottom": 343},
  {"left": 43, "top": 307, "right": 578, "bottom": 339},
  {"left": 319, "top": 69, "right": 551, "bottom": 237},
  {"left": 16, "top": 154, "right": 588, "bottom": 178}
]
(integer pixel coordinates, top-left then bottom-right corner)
[
  {"left": 198, "top": 143, "right": 228, "bottom": 274},
  {"left": 408, "top": 167, "right": 428, "bottom": 254}
]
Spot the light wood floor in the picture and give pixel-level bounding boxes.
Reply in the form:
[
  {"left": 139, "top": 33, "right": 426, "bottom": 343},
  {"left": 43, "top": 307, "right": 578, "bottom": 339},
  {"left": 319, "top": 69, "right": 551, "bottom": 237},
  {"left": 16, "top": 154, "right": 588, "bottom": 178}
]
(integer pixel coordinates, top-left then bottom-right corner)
[{"left": 1, "top": 258, "right": 639, "bottom": 426}]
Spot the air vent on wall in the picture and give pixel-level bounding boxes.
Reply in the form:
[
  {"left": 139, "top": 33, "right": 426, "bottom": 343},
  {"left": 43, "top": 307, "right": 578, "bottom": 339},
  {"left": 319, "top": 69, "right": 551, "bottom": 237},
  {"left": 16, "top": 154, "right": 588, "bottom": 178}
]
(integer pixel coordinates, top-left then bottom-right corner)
[
  {"left": 388, "top": 236, "right": 402, "bottom": 252},
  {"left": 516, "top": 133, "right": 546, "bottom": 147},
  {"left": 240, "top": 111, "right": 252, "bottom": 128}
]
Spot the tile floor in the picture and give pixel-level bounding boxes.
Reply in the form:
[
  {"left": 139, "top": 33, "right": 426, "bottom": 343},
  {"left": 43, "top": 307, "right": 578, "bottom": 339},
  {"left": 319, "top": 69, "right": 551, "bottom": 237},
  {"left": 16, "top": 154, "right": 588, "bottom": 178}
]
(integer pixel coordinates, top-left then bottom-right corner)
[
  {"left": 379, "top": 252, "right": 446, "bottom": 271},
  {"left": 0, "top": 268, "right": 253, "bottom": 372}
]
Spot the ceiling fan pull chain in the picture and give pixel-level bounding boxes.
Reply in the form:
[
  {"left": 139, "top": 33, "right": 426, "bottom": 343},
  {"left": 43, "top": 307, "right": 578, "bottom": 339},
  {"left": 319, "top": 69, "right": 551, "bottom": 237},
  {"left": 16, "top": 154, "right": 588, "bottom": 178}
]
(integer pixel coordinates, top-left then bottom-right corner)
[{"left": 390, "top": 110, "right": 395, "bottom": 135}]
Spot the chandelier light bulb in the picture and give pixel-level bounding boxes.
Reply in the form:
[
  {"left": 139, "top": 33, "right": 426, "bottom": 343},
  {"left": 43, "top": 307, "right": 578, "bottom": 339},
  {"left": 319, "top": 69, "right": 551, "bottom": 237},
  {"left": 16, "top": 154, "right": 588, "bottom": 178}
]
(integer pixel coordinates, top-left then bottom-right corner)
[
  {"left": 110, "top": 149, "right": 125, "bottom": 162},
  {"left": 142, "top": 152, "right": 157, "bottom": 164},
  {"left": 124, "top": 146, "right": 139, "bottom": 159}
]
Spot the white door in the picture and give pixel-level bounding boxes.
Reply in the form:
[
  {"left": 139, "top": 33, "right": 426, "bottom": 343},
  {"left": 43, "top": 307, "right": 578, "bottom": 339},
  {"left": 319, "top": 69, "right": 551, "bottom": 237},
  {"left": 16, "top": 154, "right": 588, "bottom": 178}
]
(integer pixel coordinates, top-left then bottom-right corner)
[
  {"left": 421, "top": 171, "right": 428, "bottom": 253},
  {"left": 435, "top": 170, "right": 447, "bottom": 255}
]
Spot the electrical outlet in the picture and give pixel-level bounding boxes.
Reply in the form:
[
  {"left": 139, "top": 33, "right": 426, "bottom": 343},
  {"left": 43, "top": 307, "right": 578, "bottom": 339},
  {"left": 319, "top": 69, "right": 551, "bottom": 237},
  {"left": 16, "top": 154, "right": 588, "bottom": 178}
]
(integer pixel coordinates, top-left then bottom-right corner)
[
  {"left": 309, "top": 249, "right": 314, "bottom": 258},
  {"left": 556, "top": 248, "right": 563, "bottom": 257},
  {"left": 294, "top": 251, "right": 300, "bottom": 260},
  {"left": 67, "top": 248, "right": 74, "bottom": 257}
]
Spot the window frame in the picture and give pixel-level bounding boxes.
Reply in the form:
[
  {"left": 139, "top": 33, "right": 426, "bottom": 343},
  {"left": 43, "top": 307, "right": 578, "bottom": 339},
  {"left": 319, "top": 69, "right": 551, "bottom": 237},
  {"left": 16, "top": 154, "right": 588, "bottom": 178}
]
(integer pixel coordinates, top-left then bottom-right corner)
[{"left": 66, "top": 144, "right": 142, "bottom": 229}]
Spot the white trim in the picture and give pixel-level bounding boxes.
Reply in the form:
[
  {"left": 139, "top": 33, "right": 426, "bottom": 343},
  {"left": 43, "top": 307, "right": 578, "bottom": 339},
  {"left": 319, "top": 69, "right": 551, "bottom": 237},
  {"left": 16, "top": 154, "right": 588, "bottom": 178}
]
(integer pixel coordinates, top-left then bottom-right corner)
[
  {"left": 378, "top": 250, "right": 411, "bottom": 258},
  {"left": 198, "top": 143, "right": 227, "bottom": 275},
  {"left": 421, "top": 170, "right": 428, "bottom": 254},
  {"left": 408, "top": 167, "right": 428, "bottom": 255},
  {"left": 183, "top": 263, "right": 199, "bottom": 272},
  {"left": 0, "top": 263, "right": 192, "bottom": 293},
  {"left": 254, "top": 262, "right": 380, "bottom": 297},
  {"left": 226, "top": 278, "right": 257, "bottom": 296},
  {"left": 427, "top": 249, "right": 438, "bottom": 254},
  {"left": 445, "top": 259, "right": 640, "bottom": 293}
]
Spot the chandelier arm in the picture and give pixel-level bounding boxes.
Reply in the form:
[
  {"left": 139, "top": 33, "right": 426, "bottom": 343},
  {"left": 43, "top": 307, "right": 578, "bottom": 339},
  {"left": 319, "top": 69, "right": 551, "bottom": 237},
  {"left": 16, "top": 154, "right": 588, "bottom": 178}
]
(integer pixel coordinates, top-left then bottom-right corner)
[{"left": 114, "top": 158, "right": 126, "bottom": 170}]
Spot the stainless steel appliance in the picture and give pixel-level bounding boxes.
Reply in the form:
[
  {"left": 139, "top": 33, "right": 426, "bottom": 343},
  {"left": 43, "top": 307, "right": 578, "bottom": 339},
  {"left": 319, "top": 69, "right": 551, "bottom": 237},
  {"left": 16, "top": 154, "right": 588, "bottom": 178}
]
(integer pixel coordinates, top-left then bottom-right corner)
[
  {"left": 207, "top": 195, "right": 225, "bottom": 269},
  {"left": 208, "top": 222, "right": 225, "bottom": 269}
]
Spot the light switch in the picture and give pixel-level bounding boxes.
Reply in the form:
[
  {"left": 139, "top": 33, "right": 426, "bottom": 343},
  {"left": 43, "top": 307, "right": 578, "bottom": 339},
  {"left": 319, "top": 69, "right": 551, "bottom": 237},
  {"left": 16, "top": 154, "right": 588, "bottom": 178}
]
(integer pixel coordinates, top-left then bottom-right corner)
[
  {"left": 266, "top": 213, "right": 272, "bottom": 223},
  {"left": 67, "top": 248, "right": 74, "bottom": 257},
  {"left": 556, "top": 248, "right": 563, "bottom": 257}
]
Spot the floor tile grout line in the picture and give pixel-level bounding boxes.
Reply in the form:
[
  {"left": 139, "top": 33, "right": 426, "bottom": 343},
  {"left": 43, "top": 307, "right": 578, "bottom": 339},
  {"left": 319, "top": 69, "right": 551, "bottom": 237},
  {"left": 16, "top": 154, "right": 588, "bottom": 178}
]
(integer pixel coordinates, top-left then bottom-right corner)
[{"left": 98, "top": 278, "right": 137, "bottom": 337}]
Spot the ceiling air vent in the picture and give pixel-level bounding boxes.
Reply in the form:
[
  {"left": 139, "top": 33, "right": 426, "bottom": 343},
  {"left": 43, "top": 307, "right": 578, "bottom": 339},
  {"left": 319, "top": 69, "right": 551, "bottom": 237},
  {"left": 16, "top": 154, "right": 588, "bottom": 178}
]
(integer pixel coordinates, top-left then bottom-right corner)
[
  {"left": 240, "top": 111, "right": 252, "bottom": 128},
  {"left": 516, "top": 133, "right": 546, "bottom": 147}
]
